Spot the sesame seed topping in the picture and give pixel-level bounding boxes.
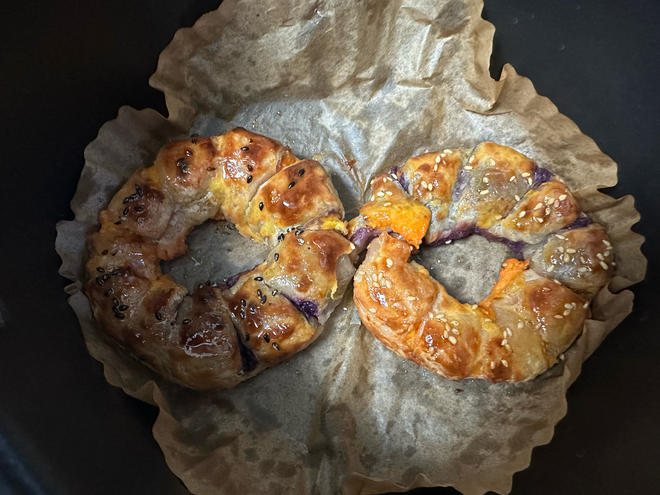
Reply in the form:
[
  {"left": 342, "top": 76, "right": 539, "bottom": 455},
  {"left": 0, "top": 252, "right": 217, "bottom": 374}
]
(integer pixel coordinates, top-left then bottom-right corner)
[
  {"left": 483, "top": 177, "right": 489, "bottom": 183},
  {"left": 448, "top": 336, "right": 457, "bottom": 345},
  {"left": 435, "top": 155, "right": 441, "bottom": 163},
  {"left": 386, "top": 258, "right": 393, "bottom": 268},
  {"left": 558, "top": 194, "right": 567, "bottom": 201},
  {"left": 386, "top": 191, "right": 393, "bottom": 196},
  {"left": 369, "top": 308, "right": 376, "bottom": 313},
  {"left": 490, "top": 361, "right": 496, "bottom": 369},
  {"left": 554, "top": 314, "right": 563, "bottom": 319},
  {"left": 288, "top": 181, "right": 295, "bottom": 188},
  {"left": 445, "top": 239, "right": 452, "bottom": 244},
  {"left": 510, "top": 176, "right": 516, "bottom": 182},
  {"left": 583, "top": 302, "right": 590, "bottom": 308},
  {"left": 383, "top": 202, "right": 391, "bottom": 207},
  {"left": 377, "top": 191, "right": 384, "bottom": 197},
  {"left": 298, "top": 168, "right": 305, "bottom": 176},
  {"left": 527, "top": 178, "right": 533, "bottom": 185},
  {"left": 480, "top": 189, "right": 489, "bottom": 195},
  {"left": 246, "top": 175, "right": 253, "bottom": 183},
  {"left": 517, "top": 321, "right": 524, "bottom": 329},
  {"left": 566, "top": 248, "right": 577, "bottom": 253},
  {"left": 501, "top": 359, "right": 509, "bottom": 367},
  {"left": 464, "top": 165, "right": 473, "bottom": 170},
  {"left": 599, "top": 261, "right": 609, "bottom": 270},
  {"left": 518, "top": 211, "right": 526, "bottom": 218}
]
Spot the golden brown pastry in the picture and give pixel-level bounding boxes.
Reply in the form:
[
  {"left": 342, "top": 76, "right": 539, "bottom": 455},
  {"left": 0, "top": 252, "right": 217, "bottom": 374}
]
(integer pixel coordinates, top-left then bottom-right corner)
[
  {"left": 351, "top": 143, "right": 613, "bottom": 382},
  {"left": 84, "top": 128, "right": 353, "bottom": 390}
]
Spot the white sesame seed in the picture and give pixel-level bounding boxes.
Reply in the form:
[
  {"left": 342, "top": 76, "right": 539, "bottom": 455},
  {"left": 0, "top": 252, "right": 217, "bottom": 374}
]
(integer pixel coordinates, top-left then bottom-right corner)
[
  {"left": 464, "top": 165, "right": 473, "bottom": 170},
  {"left": 480, "top": 189, "right": 489, "bottom": 195},
  {"left": 519, "top": 211, "right": 526, "bottom": 218},
  {"left": 483, "top": 177, "right": 489, "bottom": 183},
  {"left": 510, "top": 176, "right": 517, "bottom": 182},
  {"left": 369, "top": 308, "right": 376, "bottom": 313},
  {"left": 471, "top": 304, "right": 478, "bottom": 310},
  {"left": 490, "top": 361, "right": 496, "bottom": 369},
  {"left": 421, "top": 181, "right": 427, "bottom": 188},
  {"left": 448, "top": 336, "right": 457, "bottom": 345},
  {"left": 297, "top": 238, "right": 305, "bottom": 245},
  {"left": 558, "top": 246, "right": 565, "bottom": 252},
  {"left": 578, "top": 267, "right": 588, "bottom": 272},
  {"left": 521, "top": 172, "right": 531, "bottom": 177},
  {"left": 451, "top": 320, "right": 459, "bottom": 326},
  {"left": 370, "top": 195, "right": 375, "bottom": 201},
  {"left": 556, "top": 234, "right": 566, "bottom": 240},
  {"left": 514, "top": 194, "right": 520, "bottom": 201},
  {"left": 602, "top": 239, "right": 611, "bottom": 246},
  {"left": 565, "top": 248, "right": 576, "bottom": 253},
  {"left": 599, "top": 261, "right": 609, "bottom": 270},
  {"left": 427, "top": 184, "right": 433, "bottom": 191},
  {"left": 489, "top": 159, "right": 496, "bottom": 166},
  {"left": 383, "top": 202, "right": 391, "bottom": 207},
  {"left": 558, "top": 194, "right": 567, "bottom": 201},
  {"left": 564, "top": 303, "right": 572, "bottom": 308},
  {"left": 534, "top": 202, "right": 544, "bottom": 209},
  {"left": 386, "top": 190, "right": 393, "bottom": 196},
  {"left": 386, "top": 258, "right": 393, "bottom": 268},
  {"left": 583, "top": 302, "right": 589, "bottom": 308},
  {"left": 428, "top": 313, "right": 434, "bottom": 319},
  {"left": 377, "top": 191, "right": 384, "bottom": 197},
  {"left": 433, "top": 165, "right": 438, "bottom": 172},
  {"left": 445, "top": 239, "right": 452, "bottom": 244},
  {"left": 537, "top": 217, "right": 544, "bottom": 223},
  {"left": 501, "top": 338, "right": 508, "bottom": 346},
  {"left": 596, "top": 252, "right": 604, "bottom": 260},
  {"left": 527, "top": 178, "right": 533, "bottom": 185},
  {"left": 554, "top": 200, "right": 560, "bottom": 207},
  {"left": 501, "top": 359, "right": 509, "bottom": 367},
  {"left": 563, "top": 254, "right": 570, "bottom": 262},
  {"left": 547, "top": 264, "right": 555, "bottom": 272},
  {"left": 435, "top": 155, "right": 441, "bottom": 164},
  {"left": 554, "top": 314, "right": 563, "bottom": 319},
  {"left": 517, "top": 321, "right": 524, "bottom": 329},
  {"left": 385, "top": 280, "right": 391, "bottom": 288},
  {"left": 545, "top": 207, "right": 551, "bottom": 215},
  {"left": 443, "top": 149, "right": 451, "bottom": 154},
  {"left": 563, "top": 310, "right": 570, "bottom": 316},
  {"left": 451, "top": 328, "right": 459, "bottom": 335}
]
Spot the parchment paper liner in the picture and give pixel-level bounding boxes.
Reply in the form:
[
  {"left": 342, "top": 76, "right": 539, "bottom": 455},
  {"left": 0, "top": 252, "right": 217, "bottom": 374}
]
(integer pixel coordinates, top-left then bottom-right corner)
[{"left": 55, "top": 0, "right": 646, "bottom": 493}]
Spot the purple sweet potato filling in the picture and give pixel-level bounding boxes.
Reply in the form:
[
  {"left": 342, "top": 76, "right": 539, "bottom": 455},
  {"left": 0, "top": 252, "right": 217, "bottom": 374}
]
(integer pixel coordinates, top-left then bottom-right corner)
[
  {"left": 350, "top": 226, "right": 379, "bottom": 251},
  {"left": 428, "top": 221, "right": 475, "bottom": 246},
  {"left": 389, "top": 165, "right": 410, "bottom": 192},
  {"left": 224, "top": 269, "right": 252, "bottom": 289},
  {"left": 563, "top": 214, "right": 592, "bottom": 231},
  {"left": 451, "top": 168, "right": 471, "bottom": 202},
  {"left": 532, "top": 165, "right": 554, "bottom": 188},
  {"left": 475, "top": 227, "right": 526, "bottom": 260},
  {"left": 281, "top": 294, "right": 319, "bottom": 321}
]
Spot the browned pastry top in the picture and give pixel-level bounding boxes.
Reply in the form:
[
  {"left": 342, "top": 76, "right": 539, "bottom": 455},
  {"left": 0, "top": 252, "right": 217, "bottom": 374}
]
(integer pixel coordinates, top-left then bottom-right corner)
[{"left": 85, "top": 128, "right": 353, "bottom": 390}]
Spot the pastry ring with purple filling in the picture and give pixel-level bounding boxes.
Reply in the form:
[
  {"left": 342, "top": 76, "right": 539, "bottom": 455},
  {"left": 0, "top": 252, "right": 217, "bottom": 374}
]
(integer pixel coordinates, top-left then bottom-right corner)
[
  {"left": 349, "top": 142, "right": 614, "bottom": 382},
  {"left": 84, "top": 128, "right": 354, "bottom": 390}
]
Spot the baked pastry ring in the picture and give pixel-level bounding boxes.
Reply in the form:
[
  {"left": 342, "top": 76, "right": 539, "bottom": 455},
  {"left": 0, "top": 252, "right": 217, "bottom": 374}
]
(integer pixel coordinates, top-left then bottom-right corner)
[
  {"left": 84, "top": 128, "right": 354, "bottom": 390},
  {"left": 350, "top": 143, "right": 614, "bottom": 382}
]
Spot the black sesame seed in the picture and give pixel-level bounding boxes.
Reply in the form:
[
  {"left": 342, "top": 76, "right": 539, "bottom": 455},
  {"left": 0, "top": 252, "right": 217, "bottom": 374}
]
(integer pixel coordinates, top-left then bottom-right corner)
[
  {"left": 114, "top": 220, "right": 121, "bottom": 225},
  {"left": 96, "top": 267, "right": 105, "bottom": 273},
  {"left": 239, "top": 310, "right": 246, "bottom": 319},
  {"left": 123, "top": 207, "right": 129, "bottom": 216},
  {"left": 96, "top": 277, "right": 105, "bottom": 286},
  {"left": 272, "top": 342, "right": 280, "bottom": 350},
  {"left": 288, "top": 181, "right": 295, "bottom": 188},
  {"left": 134, "top": 206, "right": 144, "bottom": 213},
  {"left": 277, "top": 233, "right": 285, "bottom": 241},
  {"left": 183, "top": 318, "right": 191, "bottom": 324},
  {"left": 198, "top": 283, "right": 205, "bottom": 289},
  {"left": 176, "top": 158, "right": 189, "bottom": 173},
  {"left": 118, "top": 304, "right": 129, "bottom": 311},
  {"left": 135, "top": 185, "right": 143, "bottom": 196},
  {"left": 241, "top": 298, "right": 246, "bottom": 307},
  {"left": 185, "top": 149, "right": 193, "bottom": 157},
  {"left": 247, "top": 164, "right": 253, "bottom": 171},
  {"left": 274, "top": 253, "right": 279, "bottom": 261},
  {"left": 263, "top": 334, "right": 271, "bottom": 343},
  {"left": 101, "top": 274, "right": 110, "bottom": 281},
  {"left": 101, "top": 249, "right": 108, "bottom": 255},
  {"left": 104, "top": 289, "right": 114, "bottom": 296},
  {"left": 245, "top": 333, "right": 250, "bottom": 341},
  {"left": 207, "top": 167, "right": 216, "bottom": 171},
  {"left": 260, "top": 295, "right": 267, "bottom": 304},
  {"left": 112, "top": 297, "right": 120, "bottom": 306},
  {"left": 114, "top": 312, "right": 125, "bottom": 319},
  {"left": 257, "top": 289, "right": 262, "bottom": 298},
  {"left": 191, "top": 134, "right": 199, "bottom": 144},
  {"left": 254, "top": 276, "right": 263, "bottom": 281},
  {"left": 246, "top": 175, "right": 253, "bottom": 183},
  {"left": 271, "top": 289, "right": 278, "bottom": 296},
  {"left": 122, "top": 197, "right": 131, "bottom": 204},
  {"left": 155, "top": 311, "right": 164, "bottom": 321},
  {"left": 298, "top": 168, "right": 305, "bottom": 176},
  {"left": 258, "top": 202, "right": 264, "bottom": 210},
  {"left": 241, "top": 146, "right": 249, "bottom": 151}
]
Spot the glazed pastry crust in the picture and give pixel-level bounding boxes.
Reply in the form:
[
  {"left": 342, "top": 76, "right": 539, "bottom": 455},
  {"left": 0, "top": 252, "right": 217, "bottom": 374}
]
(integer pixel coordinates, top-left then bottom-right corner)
[
  {"left": 85, "top": 128, "right": 353, "bottom": 390},
  {"left": 352, "top": 143, "right": 613, "bottom": 382}
]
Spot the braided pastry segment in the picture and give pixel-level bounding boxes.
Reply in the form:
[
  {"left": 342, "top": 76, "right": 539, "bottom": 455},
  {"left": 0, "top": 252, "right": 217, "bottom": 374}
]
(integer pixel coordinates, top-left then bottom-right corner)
[{"left": 351, "top": 143, "right": 613, "bottom": 382}]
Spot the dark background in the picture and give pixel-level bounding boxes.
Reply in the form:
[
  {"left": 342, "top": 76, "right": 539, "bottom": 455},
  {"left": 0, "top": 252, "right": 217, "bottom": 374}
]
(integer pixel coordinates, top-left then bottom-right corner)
[{"left": 1, "top": 1, "right": 658, "bottom": 494}]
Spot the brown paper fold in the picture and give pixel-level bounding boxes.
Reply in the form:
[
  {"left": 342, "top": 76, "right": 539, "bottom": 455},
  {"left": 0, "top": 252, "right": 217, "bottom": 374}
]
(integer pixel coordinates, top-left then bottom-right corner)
[{"left": 56, "top": 1, "right": 646, "bottom": 494}]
